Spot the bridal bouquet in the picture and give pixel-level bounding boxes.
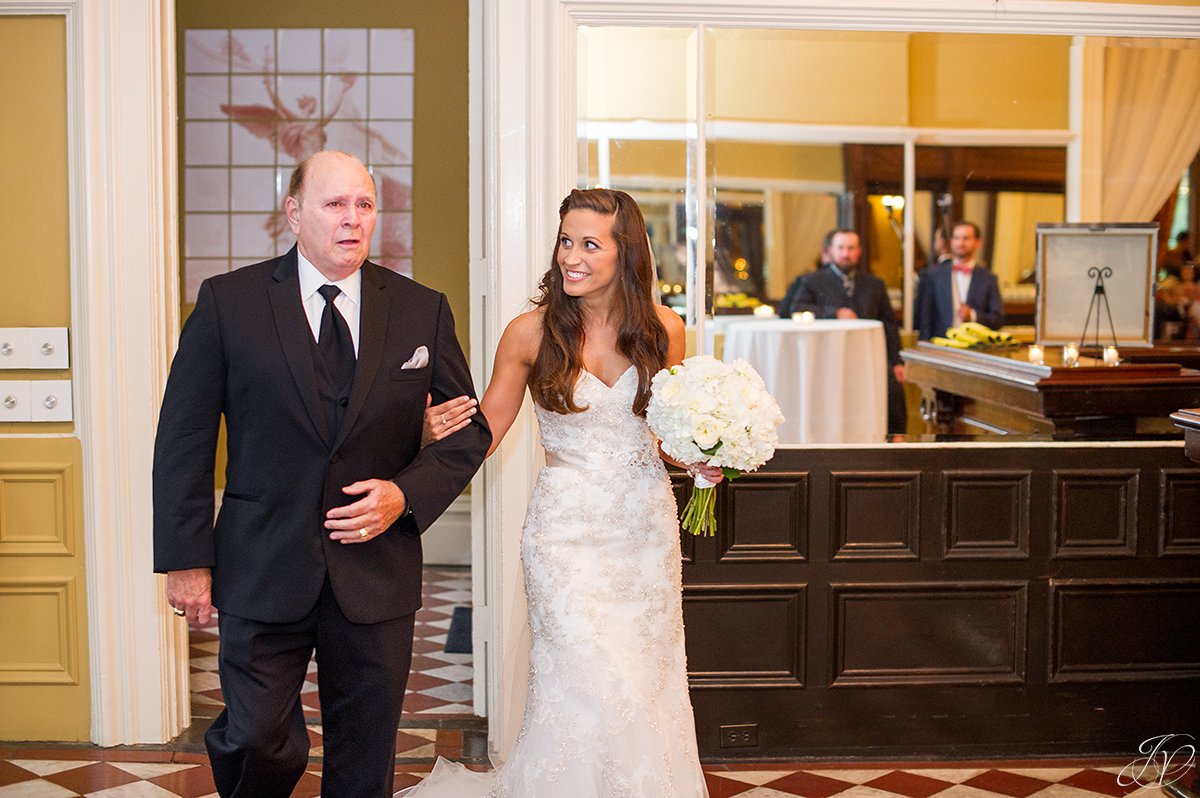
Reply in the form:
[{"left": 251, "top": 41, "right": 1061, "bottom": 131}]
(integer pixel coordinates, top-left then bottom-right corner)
[{"left": 646, "top": 355, "right": 783, "bottom": 536}]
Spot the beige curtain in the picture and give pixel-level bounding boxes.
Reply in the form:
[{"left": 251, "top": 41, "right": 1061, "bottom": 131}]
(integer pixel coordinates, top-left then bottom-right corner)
[
  {"left": 766, "top": 191, "right": 838, "bottom": 300},
  {"left": 1102, "top": 38, "right": 1200, "bottom": 222}
]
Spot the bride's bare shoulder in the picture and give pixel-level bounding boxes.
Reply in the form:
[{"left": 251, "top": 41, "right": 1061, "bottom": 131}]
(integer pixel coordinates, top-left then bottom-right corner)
[
  {"left": 499, "top": 308, "right": 545, "bottom": 364},
  {"left": 655, "top": 304, "right": 684, "bottom": 335}
]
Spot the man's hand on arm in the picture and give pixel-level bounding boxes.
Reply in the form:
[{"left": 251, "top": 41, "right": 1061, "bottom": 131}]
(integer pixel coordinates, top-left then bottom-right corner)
[
  {"left": 167, "top": 568, "right": 216, "bottom": 626},
  {"left": 835, "top": 307, "right": 858, "bottom": 320},
  {"left": 325, "top": 479, "right": 408, "bottom": 544}
]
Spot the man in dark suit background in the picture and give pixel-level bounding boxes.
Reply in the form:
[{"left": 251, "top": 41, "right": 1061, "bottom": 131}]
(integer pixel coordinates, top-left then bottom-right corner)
[
  {"left": 779, "top": 228, "right": 907, "bottom": 435},
  {"left": 153, "top": 150, "right": 490, "bottom": 797},
  {"left": 915, "top": 220, "right": 1005, "bottom": 340}
]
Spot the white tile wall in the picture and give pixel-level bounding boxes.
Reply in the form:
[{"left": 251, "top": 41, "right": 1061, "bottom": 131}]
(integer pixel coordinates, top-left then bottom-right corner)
[{"left": 182, "top": 27, "right": 417, "bottom": 295}]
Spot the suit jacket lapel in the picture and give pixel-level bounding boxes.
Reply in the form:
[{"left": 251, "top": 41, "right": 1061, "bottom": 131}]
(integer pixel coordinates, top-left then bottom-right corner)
[
  {"left": 333, "top": 262, "right": 391, "bottom": 451},
  {"left": 268, "top": 247, "right": 332, "bottom": 448}
]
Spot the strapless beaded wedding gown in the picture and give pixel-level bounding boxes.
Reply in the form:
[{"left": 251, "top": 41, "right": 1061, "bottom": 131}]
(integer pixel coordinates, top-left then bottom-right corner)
[{"left": 399, "top": 366, "right": 709, "bottom": 798}]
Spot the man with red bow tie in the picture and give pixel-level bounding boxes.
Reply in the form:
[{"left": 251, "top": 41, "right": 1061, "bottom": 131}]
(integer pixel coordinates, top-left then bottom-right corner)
[{"left": 915, "top": 220, "right": 1005, "bottom": 340}]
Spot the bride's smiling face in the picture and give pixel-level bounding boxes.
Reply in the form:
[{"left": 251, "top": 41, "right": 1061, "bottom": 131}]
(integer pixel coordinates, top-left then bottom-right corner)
[{"left": 557, "top": 209, "right": 620, "bottom": 301}]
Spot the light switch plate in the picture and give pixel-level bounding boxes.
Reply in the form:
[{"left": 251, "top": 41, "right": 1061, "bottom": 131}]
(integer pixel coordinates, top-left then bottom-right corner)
[
  {"left": 28, "top": 328, "right": 70, "bottom": 369},
  {"left": 0, "top": 328, "right": 31, "bottom": 369},
  {"left": 30, "top": 380, "right": 73, "bottom": 422},
  {"left": 0, "top": 380, "right": 33, "bottom": 421}
]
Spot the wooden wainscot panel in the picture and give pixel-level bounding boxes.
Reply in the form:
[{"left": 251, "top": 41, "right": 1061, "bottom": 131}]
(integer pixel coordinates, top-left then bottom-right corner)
[
  {"left": 0, "top": 577, "right": 78, "bottom": 684},
  {"left": 683, "top": 584, "right": 806, "bottom": 689},
  {"left": 1048, "top": 579, "right": 1200, "bottom": 682},
  {"left": 718, "top": 472, "right": 808, "bottom": 563},
  {"left": 670, "top": 472, "right": 697, "bottom": 564},
  {"left": 830, "top": 471, "right": 921, "bottom": 560},
  {"left": 831, "top": 582, "right": 1027, "bottom": 687},
  {"left": 1051, "top": 469, "right": 1139, "bottom": 558},
  {"left": 0, "top": 464, "right": 74, "bottom": 557},
  {"left": 941, "top": 470, "right": 1031, "bottom": 560},
  {"left": 1159, "top": 469, "right": 1200, "bottom": 558}
]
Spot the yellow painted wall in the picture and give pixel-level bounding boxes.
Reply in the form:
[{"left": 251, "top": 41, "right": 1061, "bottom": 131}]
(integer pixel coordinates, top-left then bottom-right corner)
[
  {"left": 583, "top": 30, "right": 1072, "bottom": 131},
  {"left": 579, "top": 27, "right": 695, "bottom": 122},
  {"left": 711, "top": 29, "right": 910, "bottom": 125},
  {"left": 604, "top": 140, "right": 842, "bottom": 185},
  {"left": 176, "top": 1, "right": 472, "bottom": 357},
  {"left": 0, "top": 15, "right": 90, "bottom": 741},
  {"left": 908, "top": 34, "right": 1070, "bottom": 129}
]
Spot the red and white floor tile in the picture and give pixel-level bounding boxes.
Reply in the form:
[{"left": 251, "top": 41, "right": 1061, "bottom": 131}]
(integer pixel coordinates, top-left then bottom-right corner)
[
  {"left": 0, "top": 755, "right": 1184, "bottom": 798},
  {"left": 188, "top": 566, "right": 475, "bottom": 725}
]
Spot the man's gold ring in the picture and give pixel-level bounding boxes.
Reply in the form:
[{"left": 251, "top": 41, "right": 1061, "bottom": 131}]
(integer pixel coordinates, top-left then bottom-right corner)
[
  {"left": 358, "top": 528, "right": 368, "bottom": 540},
  {"left": 440, "top": 413, "right": 447, "bottom": 426},
  {"left": 172, "top": 608, "right": 186, "bottom": 617}
]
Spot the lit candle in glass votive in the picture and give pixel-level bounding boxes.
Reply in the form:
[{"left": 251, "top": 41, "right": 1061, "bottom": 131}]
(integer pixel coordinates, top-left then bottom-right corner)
[
  {"left": 1062, "top": 342, "right": 1080, "bottom": 367},
  {"left": 753, "top": 304, "right": 775, "bottom": 318},
  {"left": 1103, "top": 345, "right": 1120, "bottom": 366},
  {"left": 792, "top": 311, "right": 815, "bottom": 323},
  {"left": 1028, "top": 344, "right": 1044, "bottom": 365}
]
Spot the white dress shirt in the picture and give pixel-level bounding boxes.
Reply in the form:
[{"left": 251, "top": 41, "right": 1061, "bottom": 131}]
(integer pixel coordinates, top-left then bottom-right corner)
[
  {"left": 951, "top": 260, "right": 976, "bottom": 323},
  {"left": 297, "top": 251, "right": 362, "bottom": 355}
]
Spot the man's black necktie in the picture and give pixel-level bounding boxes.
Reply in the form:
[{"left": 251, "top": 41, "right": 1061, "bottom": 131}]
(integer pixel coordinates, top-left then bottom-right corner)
[{"left": 317, "top": 284, "right": 356, "bottom": 391}]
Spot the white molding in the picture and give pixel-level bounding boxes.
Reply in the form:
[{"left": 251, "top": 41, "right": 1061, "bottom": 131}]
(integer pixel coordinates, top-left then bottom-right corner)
[
  {"left": 580, "top": 119, "right": 1076, "bottom": 147},
  {"left": 560, "top": 0, "right": 1200, "bottom": 36},
  {"left": 69, "top": 0, "right": 183, "bottom": 745},
  {"left": 422, "top": 495, "right": 473, "bottom": 566}
]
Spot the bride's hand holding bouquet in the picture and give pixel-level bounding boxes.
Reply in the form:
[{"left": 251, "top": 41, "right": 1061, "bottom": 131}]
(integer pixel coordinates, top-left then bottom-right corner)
[{"left": 647, "top": 355, "right": 783, "bottom": 536}]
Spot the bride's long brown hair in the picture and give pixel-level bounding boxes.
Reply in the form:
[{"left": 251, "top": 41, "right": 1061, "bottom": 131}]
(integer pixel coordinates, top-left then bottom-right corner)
[{"left": 529, "top": 188, "right": 669, "bottom": 416}]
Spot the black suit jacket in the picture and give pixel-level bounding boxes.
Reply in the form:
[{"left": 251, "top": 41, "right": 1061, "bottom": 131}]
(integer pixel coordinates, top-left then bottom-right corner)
[
  {"left": 915, "top": 260, "right": 1005, "bottom": 340},
  {"left": 779, "top": 265, "right": 903, "bottom": 367},
  {"left": 153, "top": 248, "right": 490, "bottom": 624}
]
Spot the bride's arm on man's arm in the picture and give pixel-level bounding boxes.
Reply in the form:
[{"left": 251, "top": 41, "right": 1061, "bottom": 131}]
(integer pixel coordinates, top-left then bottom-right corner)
[{"left": 424, "top": 311, "right": 539, "bottom": 457}]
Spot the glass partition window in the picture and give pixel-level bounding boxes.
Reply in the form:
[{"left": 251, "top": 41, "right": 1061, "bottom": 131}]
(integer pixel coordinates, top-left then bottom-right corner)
[{"left": 575, "top": 26, "right": 1200, "bottom": 443}]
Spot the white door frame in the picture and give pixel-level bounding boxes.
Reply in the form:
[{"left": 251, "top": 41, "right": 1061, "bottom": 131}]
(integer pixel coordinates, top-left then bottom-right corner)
[
  {"left": 0, "top": 0, "right": 183, "bottom": 745},
  {"left": 476, "top": 0, "right": 1200, "bottom": 757}
]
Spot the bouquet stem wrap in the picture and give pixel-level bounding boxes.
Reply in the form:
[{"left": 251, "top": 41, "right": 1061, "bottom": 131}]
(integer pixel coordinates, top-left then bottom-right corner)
[{"left": 681, "top": 474, "right": 718, "bottom": 537}]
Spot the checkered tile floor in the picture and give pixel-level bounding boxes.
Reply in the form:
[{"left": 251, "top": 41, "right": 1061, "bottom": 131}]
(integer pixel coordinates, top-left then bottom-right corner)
[
  {"left": 0, "top": 756, "right": 1186, "bottom": 797},
  {"left": 188, "top": 566, "right": 475, "bottom": 724}
]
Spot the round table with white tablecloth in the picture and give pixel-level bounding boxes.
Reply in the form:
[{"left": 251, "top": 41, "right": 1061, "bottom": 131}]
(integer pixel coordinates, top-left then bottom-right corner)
[{"left": 720, "top": 318, "right": 888, "bottom": 444}]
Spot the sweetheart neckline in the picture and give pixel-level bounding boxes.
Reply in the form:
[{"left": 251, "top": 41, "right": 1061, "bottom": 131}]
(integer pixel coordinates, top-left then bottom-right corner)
[{"left": 580, "top": 364, "right": 635, "bottom": 390}]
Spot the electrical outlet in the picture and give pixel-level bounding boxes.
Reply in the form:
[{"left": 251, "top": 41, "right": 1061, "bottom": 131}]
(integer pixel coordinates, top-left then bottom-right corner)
[{"left": 719, "top": 723, "right": 758, "bottom": 748}]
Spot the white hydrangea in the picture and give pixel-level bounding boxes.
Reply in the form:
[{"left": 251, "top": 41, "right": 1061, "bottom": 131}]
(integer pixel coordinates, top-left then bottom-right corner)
[{"left": 647, "top": 355, "right": 783, "bottom": 475}]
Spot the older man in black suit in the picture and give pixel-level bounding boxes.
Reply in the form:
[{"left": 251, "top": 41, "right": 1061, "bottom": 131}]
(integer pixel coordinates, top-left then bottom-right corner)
[
  {"left": 779, "top": 228, "right": 907, "bottom": 434},
  {"left": 153, "top": 150, "right": 490, "bottom": 797}
]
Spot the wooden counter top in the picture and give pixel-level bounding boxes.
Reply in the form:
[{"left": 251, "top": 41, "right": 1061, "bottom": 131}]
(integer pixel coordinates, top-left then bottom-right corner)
[{"left": 902, "top": 343, "right": 1200, "bottom": 436}]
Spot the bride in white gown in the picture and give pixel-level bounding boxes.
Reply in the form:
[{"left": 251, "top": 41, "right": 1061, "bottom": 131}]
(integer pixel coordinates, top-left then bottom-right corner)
[{"left": 403, "top": 188, "right": 718, "bottom": 798}]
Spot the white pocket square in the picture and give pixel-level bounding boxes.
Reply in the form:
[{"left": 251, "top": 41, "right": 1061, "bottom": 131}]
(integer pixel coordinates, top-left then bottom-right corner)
[{"left": 400, "top": 345, "right": 429, "bottom": 369}]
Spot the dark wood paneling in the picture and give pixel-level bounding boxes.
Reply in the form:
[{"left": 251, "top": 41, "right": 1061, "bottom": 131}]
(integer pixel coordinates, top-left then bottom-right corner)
[
  {"left": 941, "top": 470, "right": 1031, "bottom": 559},
  {"left": 1051, "top": 470, "right": 1139, "bottom": 558},
  {"left": 671, "top": 472, "right": 697, "bottom": 563},
  {"left": 1159, "top": 469, "right": 1200, "bottom": 557},
  {"left": 831, "top": 471, "right": 921, "bottom": 560},
  {"left": 1049, "top": 579, "right": 1200, "bottom": 682},
  {"left": 718, "top": 473, "right": 808, "bottom": 563},
  {"left": 831, "top": 582, "right": 1027, "bottom": 686},
  {"left": 681, "top": 444, "right": 1200, "bottom": 759},
  {"left": 683, "top": 584, "right": 805, "bottom": 688}
]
